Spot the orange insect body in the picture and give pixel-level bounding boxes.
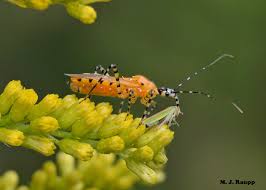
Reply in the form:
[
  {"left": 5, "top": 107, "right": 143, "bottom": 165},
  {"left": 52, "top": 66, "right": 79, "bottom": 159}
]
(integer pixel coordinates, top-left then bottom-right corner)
[
  {"left": 66, "top": 55, "right": 236, "bottom": 122},
  {"left": 68, "top": 73, "right": 158, "bottom": 99}
]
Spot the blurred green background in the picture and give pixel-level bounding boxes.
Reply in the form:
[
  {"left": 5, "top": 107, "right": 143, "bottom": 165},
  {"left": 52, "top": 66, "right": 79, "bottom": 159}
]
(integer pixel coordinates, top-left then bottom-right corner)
[{"left": 0, "top": 0, "right": 265, "bottom": 189}]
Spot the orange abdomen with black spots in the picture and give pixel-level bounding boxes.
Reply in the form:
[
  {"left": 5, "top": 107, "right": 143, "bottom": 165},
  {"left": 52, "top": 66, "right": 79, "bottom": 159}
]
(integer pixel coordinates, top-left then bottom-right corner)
[{"left": 67, "top": 74, "right": 158, "bottom": 99}]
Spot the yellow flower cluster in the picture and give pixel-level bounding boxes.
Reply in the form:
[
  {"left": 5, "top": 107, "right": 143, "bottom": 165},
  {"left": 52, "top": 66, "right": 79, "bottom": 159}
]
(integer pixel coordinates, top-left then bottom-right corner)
[
  {"left": 0, "top": 152, "right": 141, "bottom": 190},
  {"left": 6, "top": 0, "right": 111, "bottom": 24},
  {"left": 0, "top": 80, "right": 174, "bottom": 184}
]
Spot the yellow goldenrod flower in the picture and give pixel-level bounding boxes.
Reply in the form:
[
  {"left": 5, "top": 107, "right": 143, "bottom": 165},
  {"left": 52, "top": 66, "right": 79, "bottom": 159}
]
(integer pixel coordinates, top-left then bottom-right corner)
[
  {"left": 95, "top": 102, "right": 113, "bottom": 118},
  {"left": 96, "top": 135, "right": 125, "bottom": 153},
  {"left": 26, "top": 0, "right": 52, "bottom": 10},
  {"left": 125, "top": 158, "right": 158, "bottom": 185},
  {"left": 97, "top": 113, "right": 133, "bottom": 139},
  {"left": 0, "top": 170, "right": 19, "bottom": 190},
  {"left": 0, "top": 80, "right": 176, "bottom": 184},
  {"left": 57, "top": 151, "right": 75, "bottom": 176},
  {"left": 130, "top": 145, "right": 154, "bottom": 162},
  {"left": 30, "top": 116, "right": 59, "bottom": 133},
  {"left": 7, "top": 0, "right": 111, "bottom": 24},
  {"left": 42, "top": 161, "right": 57, "bottom": 188},
  {"left": 58, "top": 139, "right": 94, "bottom": 161},
  {"left": 27, "top": 94, "right": 61, "bottom": 120},
  {"left": 119, "top": 118, "right": 146, "bottom": 146},
  {"left": 0, "top": 128, "right": 24, "bottom": 146},
  {"left": 9, "top": 89, "right": 38, "bottom": 122},
  {"left": 51, "top": 95, "right": 78, "bottom": 118},
  {"left": 66, "top": 2, "right": 97, "bottom": 24},
  {"left": 23, "top": 135, "right": 56, "bottom": 156},
  {"left": 0, "top": 151, "right": 160, "bottom": 190},
  {"left": 147, "top": 127, "right": 174, "bottom": 154},
  {"left": 153, "top": 148, "right": 168, "bottom": 165},
  {"left": 71, "top": 110, "right": 102, "bottom": 137},
  {"left": 30, "top": 170, "right": 47, "bottom": 190},
  {"left": 0, "top": 80, "right": 23, "bottom": 115},
  {"left": 135, "top": 125, "right": 169, "bottom": 148},
  {"left": 57, "top": 99, "right": 95, "bottom": 130}
]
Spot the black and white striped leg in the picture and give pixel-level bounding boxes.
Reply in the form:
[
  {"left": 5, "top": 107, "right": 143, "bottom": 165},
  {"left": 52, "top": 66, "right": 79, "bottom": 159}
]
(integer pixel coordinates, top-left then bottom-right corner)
[
  {"left": 106, "top": 64, "right": 122, "bottom": 97},
  {"left": 141, "top": 90, "right": 156, "bottom": 122},
  {"left": 95, "top": 65, "right": 107, "bottom": 75},
  {"left": 126, "top": 89, "right": 137, "bottom": 116},
  {"left": 89, "top": 64, "right": 121, "bottom": 96}
]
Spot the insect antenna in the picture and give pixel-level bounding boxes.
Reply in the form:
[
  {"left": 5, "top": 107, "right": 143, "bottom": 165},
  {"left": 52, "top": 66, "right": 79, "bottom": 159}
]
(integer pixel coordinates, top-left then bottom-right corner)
[
  {"left": 175, "top": 90, "right": 214, "bottom": 100},
  {"left": 177, "top": 54, "right": 234, "bottom": 89}
]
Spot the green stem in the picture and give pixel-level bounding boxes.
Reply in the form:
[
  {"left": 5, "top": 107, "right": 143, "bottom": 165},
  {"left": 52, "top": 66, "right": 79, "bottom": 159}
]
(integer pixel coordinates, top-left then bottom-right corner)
[{"left": 51, "top": 130, "right": 74, "bottom": 139}]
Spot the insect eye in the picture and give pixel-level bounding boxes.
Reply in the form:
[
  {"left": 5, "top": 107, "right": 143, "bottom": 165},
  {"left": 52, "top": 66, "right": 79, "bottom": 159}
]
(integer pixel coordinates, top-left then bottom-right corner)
[{"left": 141, "top": 82, "right": 145, "bottom": 86}]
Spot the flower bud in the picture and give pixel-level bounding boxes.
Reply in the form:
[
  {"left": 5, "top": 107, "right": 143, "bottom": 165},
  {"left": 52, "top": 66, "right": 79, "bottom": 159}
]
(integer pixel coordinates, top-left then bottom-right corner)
[
  {"left": 42, "top": 161, "right": 57, "bottom": 188},
  {"left": 71, "top": 110, "right": 102, "bottom": 137},
  {"left": 119, "top": 118, "right": 146, "bottom": 146},
  {"left": 30, "top": 116, "right": 59, "bottom": 133},
  {"left": 58, "top": 139, "right": 94, "bottom": 161},
  {"left": 125, "top": 158, "right": 158, "bottom": 184},
  {"left": 51, "top": 95, "right": 78, "bottom": 118},
  {"left": 95, "top": 102, "right": 113, "bottom": 118},
  {"left": 57, "top": 152, "right": 75, "bottom": 176},
  {"left": 26, "top": 0, "right": 51, "bottom": 10},
  {"left": 113, "top": 175, "right": 136, "bottom": 190},
  {"left": 98, "top": 113, "right": 132, "bottom": 139},
  {"left": 28, "top": 94, "right": 61, "bottom": 120},
  {"left": 153, "top": 148, "right": 168, "bottom": 165},
  {"left": 0, "top": 170, "right": 19, "bottom": 190},
  {"left": 30, "top": 170, "right": 47, "bottom": 190},
  {"left": 23, "top": 135, "right": 56, "bottom": 156},
  {"left": 147, "top": 128, "right": 174, "bottom": 154},
  {"left": 66, "top": 2, "right": 97, "bottom": 24},
  {"left": 57, "top": 99, "right": 94, "bottom": 130},
  {"left": 0, "top": 80, "right": 23, "bottom": 115},
  {"left": 130, "top": 145, "right": 154, "bottom": 162},
  {"left": 9, "top": 89, "right": 38, "bottom": 122},
  {"left": 135, "top": 125, "right": 168, "bottom": 148},
  {"left": 96, "top": 136, "right": 125, "bottom": 153},
  {"left": 0, "top": 128, "right": 24, "bottom": 146}
]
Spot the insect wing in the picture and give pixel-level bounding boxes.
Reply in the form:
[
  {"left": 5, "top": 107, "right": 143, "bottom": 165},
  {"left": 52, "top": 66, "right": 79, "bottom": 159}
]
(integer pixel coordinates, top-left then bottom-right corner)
[{"left": 143, "top": 106, "right": 180, "bottom": 127}]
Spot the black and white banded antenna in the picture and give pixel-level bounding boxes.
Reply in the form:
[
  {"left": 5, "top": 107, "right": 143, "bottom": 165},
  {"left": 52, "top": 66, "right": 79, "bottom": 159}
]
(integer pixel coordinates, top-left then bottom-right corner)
[
  {"left": 176, "top": 54, "right": 234, "bottom": 89},
  {"left": 174, "top": 54, "right": 244, "bottom": 114}
]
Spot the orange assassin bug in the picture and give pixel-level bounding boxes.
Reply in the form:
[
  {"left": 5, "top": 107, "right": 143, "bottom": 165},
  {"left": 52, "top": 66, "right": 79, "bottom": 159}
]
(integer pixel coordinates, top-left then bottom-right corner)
[{"left": 66, "top": 54, "right": 236, "bottom": 123}]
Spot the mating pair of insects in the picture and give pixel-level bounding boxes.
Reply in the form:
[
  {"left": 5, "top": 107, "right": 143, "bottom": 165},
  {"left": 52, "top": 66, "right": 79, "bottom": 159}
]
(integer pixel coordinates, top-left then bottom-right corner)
[{"left": 66, "top": 54, "right": 239, "bottom": 127}]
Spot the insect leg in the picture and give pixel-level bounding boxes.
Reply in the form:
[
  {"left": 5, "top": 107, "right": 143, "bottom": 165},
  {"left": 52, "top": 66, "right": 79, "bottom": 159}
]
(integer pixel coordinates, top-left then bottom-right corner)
[
  {"left": 106, "top": 64, "right": 122, "bottom": 98},
  {"left": 95, "top": 65, "right": 108, "bottom": 75},
  {"left": 141, "top": 90, "right": 157, "bottom": 122},
  {"left": 88, "top": 64, "right": 121, "bottom": 95},
  {"left": 126, "top": 89, "right": 137, "bottom": 115}
]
